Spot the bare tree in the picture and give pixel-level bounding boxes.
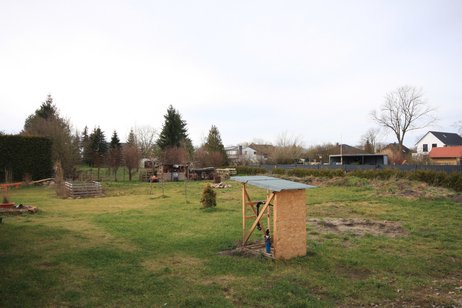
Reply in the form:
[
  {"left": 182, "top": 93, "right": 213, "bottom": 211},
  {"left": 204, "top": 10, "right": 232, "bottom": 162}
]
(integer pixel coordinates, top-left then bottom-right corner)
[
  {"left": 270, "top": 132, "right": 305, "bottom": 164},
  {"left": 453, "top": 121, "right": 462, "bottom": 136},
  {"left": 360, "top": 128, "right": 380, "bottom": 153},
  {"left": 194, "top": 147, "right": 226, "bottom": 167},
  {"left": 135, "top": 125, "right": 158, "bottom": 158},
  {"left": 371, "top": 86, "right": 436, "bottom": 152},
  {"left": 123, "top": 129, "right": 141, "bottom": 181}
]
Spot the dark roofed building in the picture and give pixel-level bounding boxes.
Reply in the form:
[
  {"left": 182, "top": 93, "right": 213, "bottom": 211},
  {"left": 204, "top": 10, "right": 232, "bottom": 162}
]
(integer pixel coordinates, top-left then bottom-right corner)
[
  {"left": 416, "top": 131, "right": 462, "bottom": 155},
  {"left": 428, "top": 131, "right": 462, "bottom": 145},
  {"left": 329, "top": 144, "right": 388, "bottom": 165}
]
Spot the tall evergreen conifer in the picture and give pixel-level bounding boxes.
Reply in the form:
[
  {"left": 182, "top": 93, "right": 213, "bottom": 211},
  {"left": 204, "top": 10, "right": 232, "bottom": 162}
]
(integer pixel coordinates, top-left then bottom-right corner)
[{"left": 157, "top": 105, "right": 189, "bottom": 150}]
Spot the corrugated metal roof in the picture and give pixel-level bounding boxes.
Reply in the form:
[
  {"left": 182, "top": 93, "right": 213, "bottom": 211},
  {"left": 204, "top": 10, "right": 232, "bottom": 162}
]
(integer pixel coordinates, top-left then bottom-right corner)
[{"left": 231, "top": 176, "right": 316, "bottom": 192}]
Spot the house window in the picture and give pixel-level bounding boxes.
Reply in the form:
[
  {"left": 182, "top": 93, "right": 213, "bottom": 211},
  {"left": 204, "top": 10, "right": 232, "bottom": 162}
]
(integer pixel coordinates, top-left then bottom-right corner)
[
  {"left": 432, "top": 144, "right": 437, "bottom": 148},
  {"left": 423, "top": 144, "right": 428, "bottom": 152}
]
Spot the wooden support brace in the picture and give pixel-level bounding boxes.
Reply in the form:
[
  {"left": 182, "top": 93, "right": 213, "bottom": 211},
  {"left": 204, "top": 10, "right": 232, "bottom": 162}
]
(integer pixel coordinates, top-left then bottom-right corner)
[{"left": 243, "top": 192, "right": 275, "bottom": 245}]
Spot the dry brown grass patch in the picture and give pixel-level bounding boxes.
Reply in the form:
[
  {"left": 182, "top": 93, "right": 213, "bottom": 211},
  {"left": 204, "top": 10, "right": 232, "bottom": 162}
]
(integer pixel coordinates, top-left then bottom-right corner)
[{"left": 308, "top": 218, "right": 407, "bottom": 238}]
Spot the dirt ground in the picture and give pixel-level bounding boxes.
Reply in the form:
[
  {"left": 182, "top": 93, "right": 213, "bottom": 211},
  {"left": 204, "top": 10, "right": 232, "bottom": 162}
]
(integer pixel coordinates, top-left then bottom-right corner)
[{"left": 308, "top": 218, "right": 407, "bottom": 238}]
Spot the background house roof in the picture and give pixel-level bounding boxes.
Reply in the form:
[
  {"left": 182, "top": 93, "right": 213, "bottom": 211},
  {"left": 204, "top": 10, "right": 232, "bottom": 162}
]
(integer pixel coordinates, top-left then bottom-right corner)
[
  {"left": 418, "top": 131, "right": 462, "bottom": 146},
  {"left": 380, "top": 143, "right": 412, "bottom": 154},
  {"left": 429, "top": 146, "right": 462, "bottom": 158},
  {"left": 335, "top": 144, "right": 366, "bottom": 155},
  {"left": 248, "top": 143, "right": 275, "bottom": 155}
]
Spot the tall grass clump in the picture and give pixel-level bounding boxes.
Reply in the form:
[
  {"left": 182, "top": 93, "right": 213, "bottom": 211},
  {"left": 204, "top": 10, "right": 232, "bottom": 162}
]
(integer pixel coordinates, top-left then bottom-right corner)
[
  {"left": 349, "top": 169, "right": 401, "bottom": 180},
  {"left": 407, "top": 170, "right": 462, "bottom": 192}
]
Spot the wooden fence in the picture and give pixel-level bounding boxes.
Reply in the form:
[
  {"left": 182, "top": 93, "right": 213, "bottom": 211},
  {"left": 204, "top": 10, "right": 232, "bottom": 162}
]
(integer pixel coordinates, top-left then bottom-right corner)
[{"left": 64, "top": 181, "right": 103, "bottom": 198}]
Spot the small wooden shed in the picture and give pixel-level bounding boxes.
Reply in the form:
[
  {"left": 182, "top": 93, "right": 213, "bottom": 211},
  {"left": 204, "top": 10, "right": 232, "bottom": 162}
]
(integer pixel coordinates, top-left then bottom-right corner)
[{"left": 231, "top": 176, "right": 315, "bottom": 260}]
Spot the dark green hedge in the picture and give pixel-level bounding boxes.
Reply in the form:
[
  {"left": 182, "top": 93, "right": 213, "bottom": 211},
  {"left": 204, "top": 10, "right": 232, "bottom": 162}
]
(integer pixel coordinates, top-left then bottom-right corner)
[
  {"left": 270, "top": 167, "right": 462, "bottom": 192},
  {"left": 286, "top": 168, "right": 345, "bottom": 178},
  {"left": 236, "top": 166, "right": 267, "bottom": 175},
  {"left": 0, "top": 135, "right": 53, "bottom": 182}
]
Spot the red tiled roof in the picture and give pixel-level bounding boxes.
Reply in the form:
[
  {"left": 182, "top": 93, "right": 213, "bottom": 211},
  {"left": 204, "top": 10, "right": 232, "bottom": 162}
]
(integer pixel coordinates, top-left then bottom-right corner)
[{"left": 429, "top": 146, "right": 462, "bottom": 158}]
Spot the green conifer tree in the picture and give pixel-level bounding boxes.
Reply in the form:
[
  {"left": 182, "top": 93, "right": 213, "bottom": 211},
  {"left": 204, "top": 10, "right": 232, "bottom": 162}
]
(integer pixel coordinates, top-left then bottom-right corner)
[
  {"left": 157, "top": 105, "right": 189, "bottom": 150},
  {"left": 204, "top": 125, "right": 228, "bottom": 165}
]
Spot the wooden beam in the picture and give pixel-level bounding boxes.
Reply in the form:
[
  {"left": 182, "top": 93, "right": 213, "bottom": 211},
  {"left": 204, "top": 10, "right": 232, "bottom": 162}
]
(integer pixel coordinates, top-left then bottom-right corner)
[
  {"left": 242, "top": 184, "right": 247, "bottom": 242},
  {"left": 243, "top": 192, "right": 275, "bottom": 245}
]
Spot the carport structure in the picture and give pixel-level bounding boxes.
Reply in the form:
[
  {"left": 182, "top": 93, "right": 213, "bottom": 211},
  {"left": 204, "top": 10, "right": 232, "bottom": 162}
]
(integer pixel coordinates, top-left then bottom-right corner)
[{"left": 231, "top": 176, "right": 315, "bottom": 260}]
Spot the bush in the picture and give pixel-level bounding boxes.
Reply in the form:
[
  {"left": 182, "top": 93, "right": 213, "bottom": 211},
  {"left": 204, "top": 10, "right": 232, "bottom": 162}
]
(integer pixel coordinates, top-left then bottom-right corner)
[
  {"left": 271, "top": 168, "right": 286, "bottom": 175},
  {"left": 200, "top": 184, "right": 217, "bottom": 208}
]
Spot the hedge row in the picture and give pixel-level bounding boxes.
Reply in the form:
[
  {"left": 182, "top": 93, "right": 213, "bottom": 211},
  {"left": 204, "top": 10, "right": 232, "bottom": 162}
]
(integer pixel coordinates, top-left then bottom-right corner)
[
  {"left": 235, "top": 166, "right": 267, "bottom": 175},
  {"left": 267, "top": 167, "right": 462, "bottom": 192},
  {"left": 0, "top": 135, "right": 53, "bottom": 182}
]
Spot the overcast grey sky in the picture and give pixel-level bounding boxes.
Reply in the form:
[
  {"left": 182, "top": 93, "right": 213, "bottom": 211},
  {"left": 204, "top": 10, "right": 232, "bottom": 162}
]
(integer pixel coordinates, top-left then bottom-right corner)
[{"left": 1, "top": 0, "right": 461, "bottom": 147}]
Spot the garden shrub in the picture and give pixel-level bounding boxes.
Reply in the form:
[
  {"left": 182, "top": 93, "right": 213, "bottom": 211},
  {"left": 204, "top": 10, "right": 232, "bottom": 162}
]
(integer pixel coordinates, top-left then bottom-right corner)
[{"left": 200, "top": 184, "right": 217, "bottom": 208}]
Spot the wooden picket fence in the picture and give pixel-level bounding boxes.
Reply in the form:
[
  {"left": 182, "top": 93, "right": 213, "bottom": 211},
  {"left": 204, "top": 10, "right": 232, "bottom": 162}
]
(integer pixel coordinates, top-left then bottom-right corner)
[{"left": 64, "top": 181, "right": 103, "bottom": 198}]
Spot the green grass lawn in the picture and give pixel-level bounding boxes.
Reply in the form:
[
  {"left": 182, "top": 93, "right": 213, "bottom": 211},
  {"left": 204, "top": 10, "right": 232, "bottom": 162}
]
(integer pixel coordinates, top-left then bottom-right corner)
[{"left": 1, "top": 179, "right": 461, "bottom": 307}]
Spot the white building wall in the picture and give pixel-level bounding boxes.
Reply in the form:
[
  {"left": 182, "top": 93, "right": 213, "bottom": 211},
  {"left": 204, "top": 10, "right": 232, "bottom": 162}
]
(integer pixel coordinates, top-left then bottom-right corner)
[
  {"left": 242, "top": 147, "right": 257, "bottom": 162},
  {"left": 416, "top": 133, "right": 445, "bottom": 155}
]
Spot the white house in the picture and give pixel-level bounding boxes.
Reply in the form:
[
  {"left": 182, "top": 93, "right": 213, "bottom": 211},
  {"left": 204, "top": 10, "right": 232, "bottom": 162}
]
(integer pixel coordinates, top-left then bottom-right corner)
[
  {"left": 415, "top": 131, "right": 462, "bottom": 155},
  {"left": 225, "top": 145, "right": 258, "bottom": 164}
]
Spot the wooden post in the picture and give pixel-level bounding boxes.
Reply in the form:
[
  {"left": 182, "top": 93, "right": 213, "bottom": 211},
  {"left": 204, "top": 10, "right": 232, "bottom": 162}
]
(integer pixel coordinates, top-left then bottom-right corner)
[
  {"left": 242, "top": 184, "right": 246, "bottom": 242},
  {"left": 243, "top": 192, "right": 275, "bottom": 245},
  {"left": 266, "top": 192, "right": 271, "bottom": 234}
]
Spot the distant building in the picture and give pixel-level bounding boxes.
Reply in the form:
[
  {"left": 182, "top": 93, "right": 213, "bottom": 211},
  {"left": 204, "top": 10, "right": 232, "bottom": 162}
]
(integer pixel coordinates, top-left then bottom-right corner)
[
  {"left": 329, "top": 144, "right": 388, "bottom": 165},
  {"left": 415, "top": 131, "right": 462, "bottom": 155},
  {"left": 225, "top": 145, "right": 259, "bottom": 164},
  {"left": 248, "top": 143, "right": 275, "bottom": 164},
  {"left": 329, "top": 154, "right": 388, "bottom": 165},
  {"left": 429, "top": 146, "right": 462, "bottom": 165},
  {"left": 379, "top": 143, "right": 412, "bottom": 164}
]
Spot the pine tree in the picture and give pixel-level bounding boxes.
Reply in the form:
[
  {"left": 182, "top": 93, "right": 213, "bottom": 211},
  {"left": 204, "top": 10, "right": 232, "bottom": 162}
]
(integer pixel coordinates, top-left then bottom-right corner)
[
  {"left": 22, "top": 94, "right": 80, "bottom": 178},
  {"left": 202, "top": 125, "right": 228, "bottom": 166},
  {"left": 110, "top": 130, "right": 121, "bottom": 148},
  {"left": 157, "top": 105, "right": 189, "bottom": 150},
  {"left": 89, "top": 127, "right": 108, "bottom": 177},
  {"left": 200, "top": 184, "right": 217, "bottom": 208},
  {"left": 109, "top": 131, "right": 122, "bottom": 181},
  {"left": 81, "top": 126, "right": 92, "bottom": 165}
]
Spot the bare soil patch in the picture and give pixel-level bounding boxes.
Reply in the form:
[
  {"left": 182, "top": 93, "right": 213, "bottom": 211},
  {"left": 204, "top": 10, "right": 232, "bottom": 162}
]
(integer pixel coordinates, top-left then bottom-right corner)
[
  {"left": 219, "top": 241, "right": 272, "bottom": 259},
  {"left": 308, "top": 218, "right": 407, "bottom": 238}
]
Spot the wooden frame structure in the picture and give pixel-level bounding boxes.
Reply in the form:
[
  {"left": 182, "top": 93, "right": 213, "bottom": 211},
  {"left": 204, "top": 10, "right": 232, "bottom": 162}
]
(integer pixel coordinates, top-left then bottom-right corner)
[
  {"left": 232, "top": 176, "right": 315, "bottom": 260},
  {"left": 241, "top": 183, "right": 274, "bottom": 245}
]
